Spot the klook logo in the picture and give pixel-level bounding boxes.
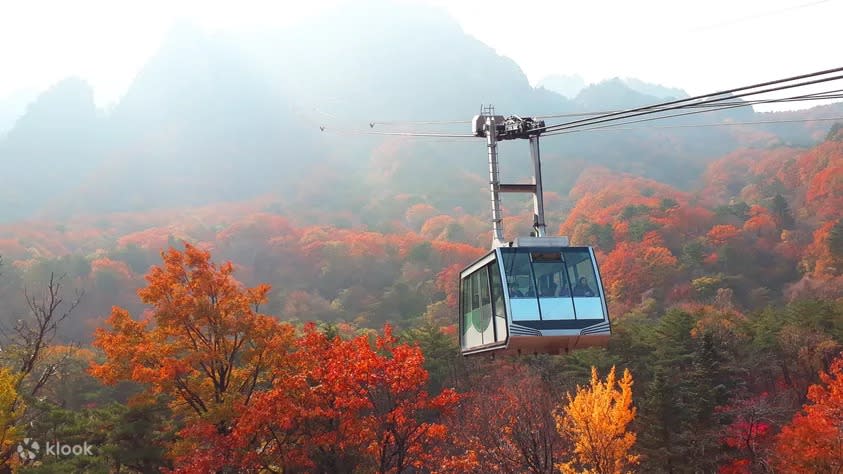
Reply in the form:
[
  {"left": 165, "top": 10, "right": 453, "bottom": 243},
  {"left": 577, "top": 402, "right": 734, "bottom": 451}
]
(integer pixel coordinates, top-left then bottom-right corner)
[
  {"left": 16, "top": 438, "right": 39, "bottom": 460},
  {"left": 44, "top": 441, "right": 94, "bottom": 456},
  {"left": 16, "top": 438, "right": 94, "bottom": 460}
]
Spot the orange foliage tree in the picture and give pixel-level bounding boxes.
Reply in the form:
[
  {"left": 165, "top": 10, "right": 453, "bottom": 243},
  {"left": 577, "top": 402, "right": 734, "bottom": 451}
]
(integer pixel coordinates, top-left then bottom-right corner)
[
  {"left": 743, "top": 205, "right": 778, "bottom": 240},
  {"left": 773, "top": 355, "right": 843, "bottom": 473},
  {"left": 405, "top": 203, "right": 438, "bottom": 231},
  {"left": 804, "top": 221, "right": 843, "bottom": 278},
  {"left": 555, "top": 366, "right": 638, "bottom": 474},
  {"left": 707, "top": 225, "right": 742, "bottom": 247},
  {"left": 807, "top": 163, "right": 843, "bottom": 217},
  {"left": 90, "top": 243, "right": 296, "bottom": 440},
  {"left": 435, "top": 264, "right": 463, "bottom": 311},
  {"left": 90, "top": 242, "right": 461, "bottom": 472},
  {"left": 175, "top": 324, "right": 458, "bottom": 473},
  {"left": 599, "top": 235, "right": 679, "bottom": 308},
  {"left": 699, "top": 147, "right": 802, "bottom": 207},
  {"left": 420, "top": 215, "right": 458, "bottom": 241},
  {"left": 90, "top": 257, "right": 133, "bottom": 280}
]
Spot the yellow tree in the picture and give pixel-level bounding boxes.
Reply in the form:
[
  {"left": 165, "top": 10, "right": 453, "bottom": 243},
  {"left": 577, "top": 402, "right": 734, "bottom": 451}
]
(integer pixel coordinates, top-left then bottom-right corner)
[
  {"left": 555, "top": 366, "right": 638, "bottom": 474},
  {"left": 0, "top": 368, "right": 23, "bottom": 457}
]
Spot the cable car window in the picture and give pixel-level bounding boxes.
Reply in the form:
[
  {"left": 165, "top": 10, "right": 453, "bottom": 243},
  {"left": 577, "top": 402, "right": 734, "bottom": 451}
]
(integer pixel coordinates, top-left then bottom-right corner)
[
  {"left": 461, "top": 263, "right": 497, "bottom": 350},
  {"left": 487, "top": 261, "right": 507, "bottom": 342},
  {"left": 530, "top": 252, "right": 571, "bottom": 297},
  {"left": 563, "top": 249, "right": 597, "bottom": 296},
  {"left": 475, "top": 266, "right": 494, "bottom": 344},
  {"left": 503, "top": 251, "right": 535, "bottom": 298},
  {"left": 531, "top": 251, "right": 576, "bottom": 320},
  {"left": 460, "top": 270, "right": 473, "bottom": 348},
  {"left": 501, "top": 249, "right": 541, "bottom": 321},
  {"left": 479, "top": 266, "right": 491, "bottom": 307},
  {"left": 562, "top": 248, "right": 605, "bottom": 319}
]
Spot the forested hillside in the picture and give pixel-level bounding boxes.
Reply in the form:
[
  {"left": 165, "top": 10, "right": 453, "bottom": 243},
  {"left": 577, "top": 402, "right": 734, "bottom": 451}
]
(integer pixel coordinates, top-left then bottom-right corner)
[{"left": 1, "top": 1, "right": 843, "bottom": 471}]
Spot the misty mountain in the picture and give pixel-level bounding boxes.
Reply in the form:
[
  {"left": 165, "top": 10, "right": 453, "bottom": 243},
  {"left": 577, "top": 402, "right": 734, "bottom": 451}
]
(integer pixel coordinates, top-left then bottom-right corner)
[
  {"left": 621, "top": 78, "right": 687, "bottom": 100},
  {"left": 241, "top": 0, "right": 572, "bottom": 121},
  {"left": 537, "top": 74, "right": 587, "bottom": 99},
  {"left": 574, "top": 78, "right": 661, "bottom": 110},
  {"left": 0, "top": 89, "right": 37, "bottom": 137},
  {"left": 537, "top": 75, "right": 687, "bottom": 102},
  {"left": 0, "top": 0, "right": 575, "bottom": 222},
  {"left": 0, "top": 0, "right": 838, "bottom": 223},
  {"left": 78, "top": 21, "right": 318, "bottom": 213},
  {"left": 0, "top": 78, "right": 102, "bottom": 220}
]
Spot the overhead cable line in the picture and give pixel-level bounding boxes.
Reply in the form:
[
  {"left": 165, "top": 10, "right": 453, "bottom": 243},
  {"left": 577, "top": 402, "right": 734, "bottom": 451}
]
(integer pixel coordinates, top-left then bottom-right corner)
[
  {"left": 371, "top": 113, "right": 603, "bottom": 126},
  {"left": 318, "top": 125, "right": 478, "bottom": 138},
  {"left": 536, "top": 90, "right": 843, "bottom": 132},
  {"left": 322, "top": 88, "right": 843, "bottom": 138},
  {"left": 542, "top": 115, "right": 843, "bottom": 136},
  {"left": 537, "top": 74, "right": 843, "bottom": 134},
  {"left": 368, "top": 119, "right": 471, "bottom": 127},
  {"left": 539, "top": 88, "right": 843, "bottom": 135},
  {"left": 538, "top": 72, "right": 843, "bottom": 134},
  {"left": 364, "top": 87, "right": 843, "bottom": 137},
  {"left": 535, "top": 66, "right": 843, "bottom": 134},
  {"left": 540, "top": 66, "right": 843, "bottom": 130},
  {"left": 366, "top": 90, "right": 843, "bottom": 128},
  {"left": 321, "top": 67, "right": 843, "bottom": 138},
  {"left": 677, "top": 89, "right": 843, "bottom": 108}
]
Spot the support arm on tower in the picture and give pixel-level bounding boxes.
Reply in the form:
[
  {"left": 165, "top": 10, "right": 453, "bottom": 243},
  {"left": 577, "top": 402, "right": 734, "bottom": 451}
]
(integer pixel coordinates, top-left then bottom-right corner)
[
  {"left": 474, "top": 107, "right": 548, "bottom": 247},
  {"left": 529, "top": 135, "right": 546, "bottom": 238},
  {"left": 485, "top": 113, "right": 505, "bottom": 247}
]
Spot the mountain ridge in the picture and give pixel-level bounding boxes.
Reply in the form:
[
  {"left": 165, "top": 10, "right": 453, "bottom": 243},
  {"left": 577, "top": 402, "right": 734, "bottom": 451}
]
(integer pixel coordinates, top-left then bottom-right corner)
[{"left": 1, "top": 0, "right": 840, "bottom": 223}]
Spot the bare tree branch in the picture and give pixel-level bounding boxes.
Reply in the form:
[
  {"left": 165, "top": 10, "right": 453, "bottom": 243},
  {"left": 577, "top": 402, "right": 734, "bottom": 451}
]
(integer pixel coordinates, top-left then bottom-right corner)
[
  {"left": 0, "top": 271, "right": 83, "bottom": 469},
  {"left": 18, "top": 273, "right": 83, "bottom": 387}
]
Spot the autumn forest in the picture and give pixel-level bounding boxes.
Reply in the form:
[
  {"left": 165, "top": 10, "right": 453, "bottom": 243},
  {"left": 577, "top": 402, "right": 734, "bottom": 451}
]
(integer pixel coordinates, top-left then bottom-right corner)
[{"left": 3, "top": 2, "right": 843, "bottom": 473}]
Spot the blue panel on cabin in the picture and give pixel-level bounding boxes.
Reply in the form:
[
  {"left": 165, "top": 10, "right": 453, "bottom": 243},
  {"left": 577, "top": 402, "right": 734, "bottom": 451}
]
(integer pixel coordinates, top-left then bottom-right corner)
[
  {"left": 573, "top": 297, "right": 604, "bottom": 319},
  {"left": 538, "top": 297, "right": 576, "bottom": 320},
  {"left": 510, "top": 297, "right": 540, "bottom": 321}
]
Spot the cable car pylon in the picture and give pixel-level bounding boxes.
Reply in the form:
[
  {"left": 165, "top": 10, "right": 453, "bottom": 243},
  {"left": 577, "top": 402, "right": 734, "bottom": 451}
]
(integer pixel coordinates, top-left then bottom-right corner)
[
  {"left": 460, "top": 105, "right": 611, "bottom": 357},
  {"left": 474, "top": 105, "right": 549, "bottom": 246}
]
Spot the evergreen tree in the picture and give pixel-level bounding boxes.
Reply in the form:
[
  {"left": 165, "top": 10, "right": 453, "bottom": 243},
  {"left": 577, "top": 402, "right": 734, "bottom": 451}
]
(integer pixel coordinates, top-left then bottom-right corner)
[
  {"left": 769, "top": 194, "right": 794, "bottom": 230},
  {"left": 828, "top": 219, "right": 843, "bottom": 258},
  {"left": 634, "top": 310, "right": 704, "bottom": 472}
]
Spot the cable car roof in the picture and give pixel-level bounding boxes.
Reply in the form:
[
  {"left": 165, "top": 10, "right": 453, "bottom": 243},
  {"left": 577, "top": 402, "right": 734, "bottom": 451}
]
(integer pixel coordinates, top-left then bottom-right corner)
[{"left": 502, "top": 236, "right": 569, "bottom": 248}]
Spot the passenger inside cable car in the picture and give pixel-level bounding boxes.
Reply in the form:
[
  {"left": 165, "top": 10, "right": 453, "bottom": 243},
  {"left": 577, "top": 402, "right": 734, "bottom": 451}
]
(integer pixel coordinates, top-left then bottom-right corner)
[
  {"left": 508, "top": 281, "right": 522, "bottom": 297},
  {"left": 573, "top": 276, "right": 595, "bottom": 297}
]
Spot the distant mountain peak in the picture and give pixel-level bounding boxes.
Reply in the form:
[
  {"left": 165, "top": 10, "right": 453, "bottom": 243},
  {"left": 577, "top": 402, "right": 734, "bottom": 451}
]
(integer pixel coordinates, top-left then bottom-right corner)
[
  {"left": 539, "top": 74, "right": 688, "bottom": 104},
  {"left": 536, "top": 74, "right": 587, "bottom": 98},
  {"left": 7, "top": 77, "right": 96, "bottom": 138},
  {"left": 620, "top": 78, "right": 688, "bottom": 100},
  {"left": 573, "top": 78, "right": 650, "bottom": 109}
]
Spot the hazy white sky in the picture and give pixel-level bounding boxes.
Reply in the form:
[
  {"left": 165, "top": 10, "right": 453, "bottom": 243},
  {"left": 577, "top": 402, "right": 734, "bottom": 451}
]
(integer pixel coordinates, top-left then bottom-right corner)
[{"left": 1, "top": 0, "right": 840, "bottom": 107}]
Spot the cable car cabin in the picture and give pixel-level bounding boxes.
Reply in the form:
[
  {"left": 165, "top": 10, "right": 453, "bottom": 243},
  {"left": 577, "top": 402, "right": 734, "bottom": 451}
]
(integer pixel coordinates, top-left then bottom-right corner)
[{"left": 459, "top": 238, "right": 610, "bottom": 356}]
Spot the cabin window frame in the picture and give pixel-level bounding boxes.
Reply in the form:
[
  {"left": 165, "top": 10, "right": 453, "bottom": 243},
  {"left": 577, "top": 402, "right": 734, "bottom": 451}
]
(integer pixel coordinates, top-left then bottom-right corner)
[{"left": 459, "top": 251, "right": 509, "bottom": 352}]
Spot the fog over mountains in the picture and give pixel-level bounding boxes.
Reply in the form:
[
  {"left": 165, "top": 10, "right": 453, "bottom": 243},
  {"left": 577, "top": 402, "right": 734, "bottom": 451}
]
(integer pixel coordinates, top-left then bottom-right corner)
[
  {"left": 537, "top": 74, "right": 688, "bottom": 101},
  {"left": 1, "top": 0, "right": 840, "bottom": 223},
  {"left": 0, "top": 89, "right": 38, "bottom": 136}
]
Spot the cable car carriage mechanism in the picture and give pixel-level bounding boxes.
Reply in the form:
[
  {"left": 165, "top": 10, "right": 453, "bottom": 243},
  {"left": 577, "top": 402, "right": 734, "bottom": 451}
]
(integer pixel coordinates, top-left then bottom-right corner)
[{"left": 459, "top": 110, "right": 611, "bottom": 356}]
